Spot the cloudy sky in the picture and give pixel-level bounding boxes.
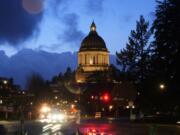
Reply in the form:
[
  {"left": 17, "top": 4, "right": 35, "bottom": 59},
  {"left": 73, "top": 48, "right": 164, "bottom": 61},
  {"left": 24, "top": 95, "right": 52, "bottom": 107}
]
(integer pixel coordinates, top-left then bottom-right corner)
[{"left": 0, "top": 0, "right": 156, "bottom": 56}]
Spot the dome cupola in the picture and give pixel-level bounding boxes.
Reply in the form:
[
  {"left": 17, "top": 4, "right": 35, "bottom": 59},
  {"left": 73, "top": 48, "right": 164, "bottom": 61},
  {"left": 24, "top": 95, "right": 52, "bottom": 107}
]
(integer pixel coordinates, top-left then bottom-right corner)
[
  {"left": 79, "top": 22, "right": 108, "bottom": 52},
  {"left": 90, "top": 21, "right": 96, "bottom": 32},
  {"left": 76, "top": 22, "right": 110, "bottom": 83}
]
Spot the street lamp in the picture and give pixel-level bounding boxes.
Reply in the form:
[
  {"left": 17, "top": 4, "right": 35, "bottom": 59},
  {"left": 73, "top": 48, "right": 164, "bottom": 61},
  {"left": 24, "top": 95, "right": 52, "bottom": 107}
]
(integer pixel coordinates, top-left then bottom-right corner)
[
  {"left": 40, "top": 104, "right": 51, "bottom": 113},
  {"left": 159, "top": 83, "right": 166, "bottom": 91},
  {"left": 71, "top": 104, "right": 75, "bottom": 109},
  {"left": 54, "top": 96, "right": 58, "bottom": 99},
  {"left": 160, "top": 84, "right": 165, "bottom": 89},
  {"left": 0, "top": 99, "right": 2, "bottom": 104},
  {"left": 109, "top": 105, "right": 113, "bottom": 111},
  {"left": 3, "top": 80, "right": 8, "bottom": 85},
  {"left": 126, "top": 101, "right": 136, "bottom": 121}
]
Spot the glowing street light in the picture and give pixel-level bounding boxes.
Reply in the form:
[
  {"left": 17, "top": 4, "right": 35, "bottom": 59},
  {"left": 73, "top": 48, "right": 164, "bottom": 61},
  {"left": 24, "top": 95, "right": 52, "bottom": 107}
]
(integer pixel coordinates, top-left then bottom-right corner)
[
  {"left": 3, "top": 80, "right": 8, "bottom": 84},
  {"left": 109, "top": 105, "right": 113, "bottom": 111},
  {"left": 91, "top": 95, "right": 94, "bottom": 99},
  {"left": 159, "top": 83, "right": 165, "bottom": 90},
  {"left": 40, "top": 104, "right": 51, "bottom": 113},
  {"left": 160, "top": 84, "right": 165, "bottom": 89},
  {"left": 126, "top": 105, "right": 135, "bottom": 109},
  {"left": 71, "top": 104, "right": 75, "bottom": 109},
  {"left": 0, "top": 99, "right": 3, "bottom": 104}
]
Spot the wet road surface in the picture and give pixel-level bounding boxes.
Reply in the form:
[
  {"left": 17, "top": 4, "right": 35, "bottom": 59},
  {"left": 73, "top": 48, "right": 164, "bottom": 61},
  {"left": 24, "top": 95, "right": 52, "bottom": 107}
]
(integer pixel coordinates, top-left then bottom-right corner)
[{"left": 0, "top": 119, "right": 180, "bottom": 135}]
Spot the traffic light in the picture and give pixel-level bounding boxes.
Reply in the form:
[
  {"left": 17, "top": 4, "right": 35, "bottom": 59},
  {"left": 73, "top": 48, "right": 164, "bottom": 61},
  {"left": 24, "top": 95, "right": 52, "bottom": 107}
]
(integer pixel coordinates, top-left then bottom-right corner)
[{"left": 102, "top": 93, "right": 110, "bottom": 102}]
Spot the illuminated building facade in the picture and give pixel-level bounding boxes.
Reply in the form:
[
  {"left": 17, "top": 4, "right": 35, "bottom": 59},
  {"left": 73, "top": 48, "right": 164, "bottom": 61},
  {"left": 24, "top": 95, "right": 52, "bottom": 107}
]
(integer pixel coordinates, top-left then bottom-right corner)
[{"left": 76, "top": 22, "right": 110, "bottom": 83}]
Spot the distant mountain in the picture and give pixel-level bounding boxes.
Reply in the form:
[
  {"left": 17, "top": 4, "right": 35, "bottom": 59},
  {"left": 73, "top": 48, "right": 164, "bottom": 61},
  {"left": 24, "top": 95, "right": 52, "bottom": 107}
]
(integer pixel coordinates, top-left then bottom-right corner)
[{"left": 0, "top": 49, "right": 117, "bottom": 88}]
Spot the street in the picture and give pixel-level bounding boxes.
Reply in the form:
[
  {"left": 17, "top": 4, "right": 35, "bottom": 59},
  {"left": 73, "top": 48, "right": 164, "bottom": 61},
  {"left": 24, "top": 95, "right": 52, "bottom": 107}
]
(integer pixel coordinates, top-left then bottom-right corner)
[{"left": 0, "top": 118, "right": 180, "bottom": 135}]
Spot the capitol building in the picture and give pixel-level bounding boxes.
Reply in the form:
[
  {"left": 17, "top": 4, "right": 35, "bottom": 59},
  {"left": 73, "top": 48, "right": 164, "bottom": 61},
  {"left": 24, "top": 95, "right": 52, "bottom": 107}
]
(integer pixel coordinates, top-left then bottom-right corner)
[{"left": 76, "top": 22, "right": 111, "bottom": 83}]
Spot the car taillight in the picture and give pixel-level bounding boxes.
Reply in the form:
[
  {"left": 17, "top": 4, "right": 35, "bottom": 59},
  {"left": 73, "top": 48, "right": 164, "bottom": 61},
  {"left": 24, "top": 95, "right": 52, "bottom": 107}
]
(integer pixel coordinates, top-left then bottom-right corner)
[
  {"left": 87, "top": 132, "right": 106, "bottom": 135},
  {"left": 84, "top": 128, "right": 109, "bottom": 135},
  {"left": 86, "top": 128, "right": 97, "bottom": 135}
]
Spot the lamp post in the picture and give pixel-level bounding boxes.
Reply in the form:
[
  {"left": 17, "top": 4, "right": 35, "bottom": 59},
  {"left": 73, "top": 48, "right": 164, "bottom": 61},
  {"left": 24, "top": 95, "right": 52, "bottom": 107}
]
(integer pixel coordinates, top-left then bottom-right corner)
[{"left": 126, "top": 101, "right": 135, "bottom": 121}]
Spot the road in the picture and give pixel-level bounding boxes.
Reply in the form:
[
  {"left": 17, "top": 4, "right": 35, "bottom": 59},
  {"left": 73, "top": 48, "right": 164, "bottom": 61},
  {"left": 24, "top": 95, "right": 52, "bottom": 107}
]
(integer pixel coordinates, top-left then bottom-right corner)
[{"left": 0, "top": 118, "right": 180, "bottom": 135}]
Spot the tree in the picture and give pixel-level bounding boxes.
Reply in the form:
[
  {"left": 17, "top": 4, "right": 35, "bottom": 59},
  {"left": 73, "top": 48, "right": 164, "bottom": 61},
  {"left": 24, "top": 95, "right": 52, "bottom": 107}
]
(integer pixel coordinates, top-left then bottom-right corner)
[
  {"left": 151, "top": 0, "right": 180, "bottom": 112},
  {"left": 116, "top": 16, "right": 153, "bottom": 113},
  {"left": 26, "top": 73, "right": 50, "bottom": 98},
  {"left": 63, "top": 67, "right": 74, "bottom": 81},
  {"left": 152, "top": 0, "right": 179, "bottom": 88},
  {"left": 52, "top": 72, "right": 63, "bottom": 83},
  {"left": 116, "top": 15, "right": 152, "bottom": 83}
]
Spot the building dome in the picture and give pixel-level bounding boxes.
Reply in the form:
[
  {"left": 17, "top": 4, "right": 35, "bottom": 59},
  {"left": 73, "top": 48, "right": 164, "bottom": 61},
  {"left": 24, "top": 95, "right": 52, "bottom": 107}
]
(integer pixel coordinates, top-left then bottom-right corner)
[
  {"left": 76, "top": 22, "right": 110, "bottom": 83},
  {"left": 79, "top": 22, "right": 108, "bottom": 52}
]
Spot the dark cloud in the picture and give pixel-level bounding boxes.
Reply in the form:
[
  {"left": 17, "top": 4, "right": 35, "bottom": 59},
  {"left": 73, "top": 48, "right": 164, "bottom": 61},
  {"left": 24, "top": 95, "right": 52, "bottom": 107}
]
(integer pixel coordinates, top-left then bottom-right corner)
[
  {"left": 46, "top": 0, "right": 84, "bottom": 46},
  {"left": 59, "top": 13, "right": 85, "bottom": 45},
  {"left": 0, "top": 0, "right": 43, "bottom": 45},
  {"left": 86, "top": 0, "right": 105, "bottom": 15},
  {"left": 37, "top": 44, "right": 61, "bottom": 52},
  {"left": 48, "top": 0, "right": 70, "bottom": 17}
]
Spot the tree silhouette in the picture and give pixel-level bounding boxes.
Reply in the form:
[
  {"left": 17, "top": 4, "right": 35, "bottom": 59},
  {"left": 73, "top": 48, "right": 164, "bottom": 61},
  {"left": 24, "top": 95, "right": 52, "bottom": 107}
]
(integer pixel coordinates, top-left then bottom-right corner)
[
  {"left": 116, "top": 15, "right": 152, "bottom": 83},
  {"left": 150, "top": 0, "right": 180, "bottom": 112},
  {"left": 26, "top": 73, "right": 50, "bottom": 99},
  {"left": 152, "top": 0, "right": 179, "bottom": 89}
]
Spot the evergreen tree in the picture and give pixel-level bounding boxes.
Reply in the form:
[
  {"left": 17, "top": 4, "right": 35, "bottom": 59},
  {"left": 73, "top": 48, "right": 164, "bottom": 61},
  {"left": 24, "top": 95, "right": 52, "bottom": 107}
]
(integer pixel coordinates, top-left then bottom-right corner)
[
  {"left": 152, "top": 0, "right": 179, "bottom": 86},
  {"left": 151, "top": 0, "right": 180, "bottom": 110},
  {"left": 116, "top": 15, "right": 152, "bottom": 83},
  {"left": 63, "top": 67, "right": 73, "bottom": 80},
  {"left": 26, "top": 73, "right": 50, "bottom": 98}
]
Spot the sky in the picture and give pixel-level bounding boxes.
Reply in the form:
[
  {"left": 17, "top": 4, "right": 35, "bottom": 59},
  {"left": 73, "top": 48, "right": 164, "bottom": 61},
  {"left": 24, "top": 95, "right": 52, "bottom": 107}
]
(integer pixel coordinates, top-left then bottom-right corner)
[{"left": 0, "top": 0, "right": 156, "bottom": 56}]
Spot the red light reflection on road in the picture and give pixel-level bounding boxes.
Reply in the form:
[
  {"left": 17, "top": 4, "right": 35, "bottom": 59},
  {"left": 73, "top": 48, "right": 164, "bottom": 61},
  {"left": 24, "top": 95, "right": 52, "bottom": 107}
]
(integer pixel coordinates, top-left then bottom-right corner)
[{"left": 79, "top": 123, "right": 116, "bottom": 135}]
